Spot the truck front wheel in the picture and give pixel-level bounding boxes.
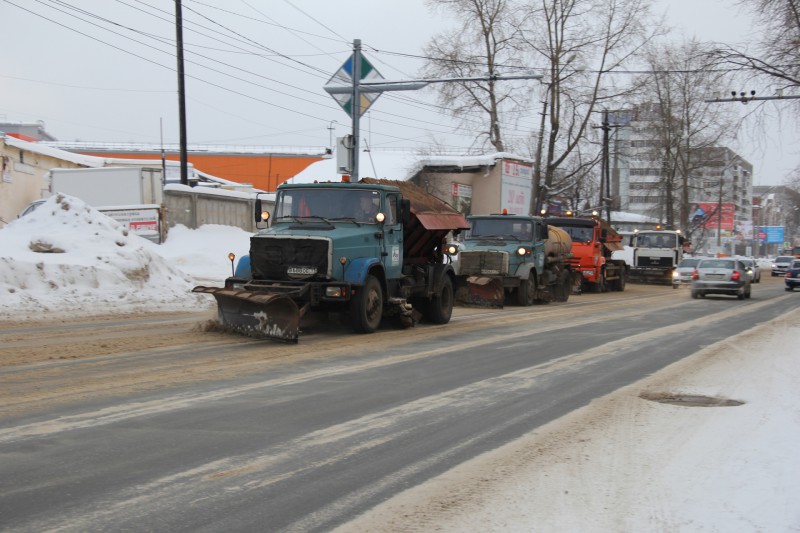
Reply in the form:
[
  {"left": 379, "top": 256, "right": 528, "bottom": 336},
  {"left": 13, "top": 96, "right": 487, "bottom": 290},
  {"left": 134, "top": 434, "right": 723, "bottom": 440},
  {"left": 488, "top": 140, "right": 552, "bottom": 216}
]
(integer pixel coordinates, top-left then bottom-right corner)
[
  {"left": 425, "top": 276, "right": 454, "bottom": 324},
  {"left": 516, "top": 272, "right": 536, "bottom": 306},
  {"left": 595, "top": 270, "right": 607, "bottom": 293},
  {"left": 350, "top": 275, "right": 383, "bottom": 333}
]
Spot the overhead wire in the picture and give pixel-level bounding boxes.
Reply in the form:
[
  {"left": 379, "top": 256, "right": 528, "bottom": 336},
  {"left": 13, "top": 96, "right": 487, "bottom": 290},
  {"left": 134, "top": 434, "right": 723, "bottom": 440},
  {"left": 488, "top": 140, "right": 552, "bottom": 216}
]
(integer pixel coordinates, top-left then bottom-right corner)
[
  {"left": 4, "top": 0, "right": 540, "bottom": 149},
  {"left": 128, "top": 0, "right": 491, "bottom": 141}
]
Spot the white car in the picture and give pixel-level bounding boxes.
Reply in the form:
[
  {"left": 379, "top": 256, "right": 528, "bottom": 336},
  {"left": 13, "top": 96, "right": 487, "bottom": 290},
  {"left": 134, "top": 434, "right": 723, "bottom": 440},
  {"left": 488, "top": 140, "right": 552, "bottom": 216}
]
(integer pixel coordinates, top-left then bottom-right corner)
[
  {"left": 17, "top": 199, "right": 46, "bottom": 218},
  {"left": 672, "top": 257, "right": 702, "bottom": 288},
  {"left": 737, "top": 257, "right": 761, "bottom": 283},
  {"left": 772, "top": 256, "right": 795, "bottom": 276}
]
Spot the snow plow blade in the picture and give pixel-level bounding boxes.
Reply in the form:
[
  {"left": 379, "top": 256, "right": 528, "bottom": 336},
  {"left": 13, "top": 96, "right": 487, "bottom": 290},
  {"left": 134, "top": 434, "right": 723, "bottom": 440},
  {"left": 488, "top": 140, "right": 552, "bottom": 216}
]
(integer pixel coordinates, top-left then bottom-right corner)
[
  {"left": 192, "top": 286, "right": 300, "bottom": 343},
  {"left": 455, "top": 276, "right": 505, "bottom": 308}
]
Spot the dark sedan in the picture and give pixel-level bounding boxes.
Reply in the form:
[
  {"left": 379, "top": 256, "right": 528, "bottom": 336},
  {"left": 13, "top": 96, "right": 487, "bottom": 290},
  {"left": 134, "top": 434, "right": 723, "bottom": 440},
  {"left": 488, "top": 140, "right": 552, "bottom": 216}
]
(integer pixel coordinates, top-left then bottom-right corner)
[
  {"left": 785, "top": 260, "right": 800, "bottom": 291},
  {"left": 691, "top": 258, "right": 751, "bottom": 300}
]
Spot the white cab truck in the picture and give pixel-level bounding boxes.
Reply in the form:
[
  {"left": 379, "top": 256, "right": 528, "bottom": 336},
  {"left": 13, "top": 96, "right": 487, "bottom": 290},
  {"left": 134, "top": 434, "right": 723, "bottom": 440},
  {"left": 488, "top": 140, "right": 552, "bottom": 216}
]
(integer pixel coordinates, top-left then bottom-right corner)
[{"left": 48, "top": 167, "right": 166, "bottom": 243}]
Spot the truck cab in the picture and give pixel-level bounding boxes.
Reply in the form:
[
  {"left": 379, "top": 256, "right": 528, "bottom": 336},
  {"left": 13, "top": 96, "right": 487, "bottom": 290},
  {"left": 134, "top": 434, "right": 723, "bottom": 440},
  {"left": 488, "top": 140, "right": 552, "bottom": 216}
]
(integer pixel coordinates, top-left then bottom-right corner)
[
  {"left": 452, "top": 213, "right": 572, "bottom": 305},
  {"left": 546, "top": 214, "right": 627, "bottom": 292},
  {"left": 630, "top": 229, "right": 684, "bottom": 283}
]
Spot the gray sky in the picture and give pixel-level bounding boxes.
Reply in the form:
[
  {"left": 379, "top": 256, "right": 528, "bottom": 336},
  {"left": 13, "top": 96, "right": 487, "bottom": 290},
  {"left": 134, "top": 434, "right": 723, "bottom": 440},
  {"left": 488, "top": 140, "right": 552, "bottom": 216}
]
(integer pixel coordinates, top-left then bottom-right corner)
[{"left": 0, "top": 0, "right": 794, "bottom": 185}]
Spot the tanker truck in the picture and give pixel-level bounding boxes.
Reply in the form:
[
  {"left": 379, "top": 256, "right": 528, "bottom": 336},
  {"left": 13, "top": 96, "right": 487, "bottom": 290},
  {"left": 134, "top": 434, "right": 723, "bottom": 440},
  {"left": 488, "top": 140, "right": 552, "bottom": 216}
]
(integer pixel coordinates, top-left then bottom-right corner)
[
  {"left": 193, "top": 178, "right": 469, "bottom": 342},
  {"left": 449, "top": 212, "right": 574, "bottom": 307}
]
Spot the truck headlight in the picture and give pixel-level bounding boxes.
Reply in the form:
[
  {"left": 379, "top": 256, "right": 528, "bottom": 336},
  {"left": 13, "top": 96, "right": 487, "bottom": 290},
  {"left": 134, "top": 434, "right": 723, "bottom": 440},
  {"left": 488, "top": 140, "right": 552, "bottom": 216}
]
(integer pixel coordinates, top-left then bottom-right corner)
[
  {"left": 672, "top": 270, "right": 680, "bottom": 278},
  {"left": 517, "top": 247, "right": 530, "bottom": 256},
  {"left": 446, "top": 244, "right": 459, "bottom": 255},
  {"left": 325, "top": 286, "right": 346, "bottom": 298}
]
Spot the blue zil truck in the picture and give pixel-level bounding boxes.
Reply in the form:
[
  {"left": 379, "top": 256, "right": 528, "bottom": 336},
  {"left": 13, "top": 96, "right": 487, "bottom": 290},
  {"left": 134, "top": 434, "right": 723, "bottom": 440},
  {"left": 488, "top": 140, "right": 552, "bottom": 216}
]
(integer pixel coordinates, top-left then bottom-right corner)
[
  {"left": 193, "top": 178, "right": 469, "bottom": 342},
  {"left": 450, "top": 213, "right": 574, "bottom": 306}
]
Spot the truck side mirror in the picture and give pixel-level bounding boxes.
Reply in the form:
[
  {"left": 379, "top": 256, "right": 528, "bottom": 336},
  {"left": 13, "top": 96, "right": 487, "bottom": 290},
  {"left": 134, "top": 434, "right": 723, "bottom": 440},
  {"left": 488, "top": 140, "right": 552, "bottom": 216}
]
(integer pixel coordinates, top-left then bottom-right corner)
[
  {"left": 400, "top": 199, "right": 411, "bottom": 225},
  {"left": 538, "top": 224, "right": 548, "bottom": 240},
  {"left": 254, "top": 198, "right": 263, "bottom": 223}
]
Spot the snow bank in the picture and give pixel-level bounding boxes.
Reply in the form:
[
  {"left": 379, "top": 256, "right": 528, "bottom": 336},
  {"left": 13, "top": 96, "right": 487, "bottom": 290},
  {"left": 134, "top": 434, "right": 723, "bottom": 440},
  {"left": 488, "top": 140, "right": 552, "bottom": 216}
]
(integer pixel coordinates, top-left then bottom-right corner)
[{"left": 0, "top": 194, "right": 236, "bottom": 319}]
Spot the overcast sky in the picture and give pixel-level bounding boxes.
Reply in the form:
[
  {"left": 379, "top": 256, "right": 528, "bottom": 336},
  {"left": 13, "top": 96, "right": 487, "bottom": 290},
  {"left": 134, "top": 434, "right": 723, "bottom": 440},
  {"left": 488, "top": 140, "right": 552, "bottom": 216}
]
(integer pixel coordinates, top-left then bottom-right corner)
[{"left": 0, "top": 0, "right": 794, "bottom": 185}]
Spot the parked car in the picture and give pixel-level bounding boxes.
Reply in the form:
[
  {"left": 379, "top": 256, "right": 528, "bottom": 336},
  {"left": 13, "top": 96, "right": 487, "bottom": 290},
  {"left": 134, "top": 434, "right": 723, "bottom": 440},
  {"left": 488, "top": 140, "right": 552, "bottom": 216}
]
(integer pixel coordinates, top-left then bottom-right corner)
[
  {"left": 691, "top": 258, "right": 751, "bottom": 300},
  {"left": 785, "top": 260, "right": 800, "bottom": 291},
  {"left": 17, "top": 199, "right": 46, "bottom": 218},
  {"left": 672, "top": 257, "right": 701, "bottom": 288},
  {"left": 772, "top": 255, "right": 795, "bottom": 276},
  {"left": 738, "top": 257, "right": 761, "bottom": 283}
]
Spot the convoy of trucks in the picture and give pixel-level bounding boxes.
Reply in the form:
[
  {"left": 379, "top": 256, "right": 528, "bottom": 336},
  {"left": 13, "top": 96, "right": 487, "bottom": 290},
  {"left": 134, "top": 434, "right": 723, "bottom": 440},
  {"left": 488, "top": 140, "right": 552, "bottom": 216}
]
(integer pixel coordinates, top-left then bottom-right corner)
[
  {"left": 188, "top": 172, "right": 707, "bottom": 342},
  {"left": 193, "top": 178, "right": 469, "bottom": 342},
  {"left": 546, "top": 214, "right": 628, "bottom": 292},
  {"left": 450, "top": 213, "right": 574, "bottom": 306}
]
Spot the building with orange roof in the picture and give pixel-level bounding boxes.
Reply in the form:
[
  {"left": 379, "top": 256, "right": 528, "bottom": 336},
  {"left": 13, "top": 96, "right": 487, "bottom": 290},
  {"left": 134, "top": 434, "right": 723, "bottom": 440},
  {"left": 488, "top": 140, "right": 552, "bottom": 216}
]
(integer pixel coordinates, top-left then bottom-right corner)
[{"left": 42, "top": 141, "right": 330, "bottom": 192}]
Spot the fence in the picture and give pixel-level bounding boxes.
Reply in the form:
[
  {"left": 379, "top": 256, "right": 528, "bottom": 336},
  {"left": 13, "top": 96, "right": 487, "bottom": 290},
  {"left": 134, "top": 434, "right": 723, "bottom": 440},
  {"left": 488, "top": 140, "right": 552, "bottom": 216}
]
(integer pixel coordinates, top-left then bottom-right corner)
[{"left": 163, "top": 185, "right": 274, "bottom": 233}]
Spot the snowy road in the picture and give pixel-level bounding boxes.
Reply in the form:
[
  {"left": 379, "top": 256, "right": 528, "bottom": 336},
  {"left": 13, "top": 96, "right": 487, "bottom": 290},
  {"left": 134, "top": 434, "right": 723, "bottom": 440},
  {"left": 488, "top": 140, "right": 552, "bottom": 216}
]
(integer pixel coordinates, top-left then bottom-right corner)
[{"left": 0, "top": 280, "right": 797, "bottom": 532}]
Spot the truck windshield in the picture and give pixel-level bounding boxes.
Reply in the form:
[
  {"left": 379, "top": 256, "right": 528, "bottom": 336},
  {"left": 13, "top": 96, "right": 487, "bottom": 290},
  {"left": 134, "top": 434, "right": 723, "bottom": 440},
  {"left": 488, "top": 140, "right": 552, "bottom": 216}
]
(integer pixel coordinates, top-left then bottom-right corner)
[
  {"left": 636, "top": 232, "right": 677, "bottom": 248},
  {"left": 275, "top": 188, "right": 381, "bottom": 223},
  {"left": 468, "top": 218, "right": 532, "bottom": 240},
  {"left": 553, "top": 225, "right": 593, "bottom": 243}
]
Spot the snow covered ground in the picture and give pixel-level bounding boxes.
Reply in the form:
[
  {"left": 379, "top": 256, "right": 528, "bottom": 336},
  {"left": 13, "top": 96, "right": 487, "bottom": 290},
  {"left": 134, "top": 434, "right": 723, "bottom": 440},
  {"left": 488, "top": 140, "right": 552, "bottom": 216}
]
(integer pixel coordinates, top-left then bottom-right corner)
[
  {"left": 1, "top": 195, "right": 799, "bottom": 531},
  {"left": 342, "top": 313, "right": 800, "bottom": 532},
  {"left": 0, "top": 194, "right": 244, "bottom": 321}
]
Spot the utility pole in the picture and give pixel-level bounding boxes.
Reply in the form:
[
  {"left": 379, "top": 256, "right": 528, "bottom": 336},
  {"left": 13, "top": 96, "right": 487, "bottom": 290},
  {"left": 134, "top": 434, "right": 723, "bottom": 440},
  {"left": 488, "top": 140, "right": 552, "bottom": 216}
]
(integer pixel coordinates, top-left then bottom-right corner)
[
  {"left": 593, "top": 109, "right": 621, "bottom": 223},
  {"left": 175, "top": 0, "right": 189, "bottom": 186},
  {"left": 717, "top": 176, "right": 724, "bottom": 254},
  {"left": 531, "top": 97, "right": 548, "bottom": 216},
  {"left": 602, "top": 109, "right": 611, "bottom": 222}
]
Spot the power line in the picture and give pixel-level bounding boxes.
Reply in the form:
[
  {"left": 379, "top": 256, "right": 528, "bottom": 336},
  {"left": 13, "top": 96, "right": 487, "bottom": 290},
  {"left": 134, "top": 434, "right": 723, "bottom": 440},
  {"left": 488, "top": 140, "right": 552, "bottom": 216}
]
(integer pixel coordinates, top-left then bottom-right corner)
[{"left": 2, "top": 0, "right": 532, "bottom": 149}]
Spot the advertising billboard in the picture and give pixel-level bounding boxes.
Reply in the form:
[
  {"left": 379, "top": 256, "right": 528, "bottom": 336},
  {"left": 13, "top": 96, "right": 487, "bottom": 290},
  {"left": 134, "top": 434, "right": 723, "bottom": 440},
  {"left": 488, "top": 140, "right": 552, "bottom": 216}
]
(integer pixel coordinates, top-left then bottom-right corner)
[
  {"left": 692, "top": 202, "right": 735, "bottom": 231},
  {"left": 500, "top": 161, "right": 532, "bottom": 215}
]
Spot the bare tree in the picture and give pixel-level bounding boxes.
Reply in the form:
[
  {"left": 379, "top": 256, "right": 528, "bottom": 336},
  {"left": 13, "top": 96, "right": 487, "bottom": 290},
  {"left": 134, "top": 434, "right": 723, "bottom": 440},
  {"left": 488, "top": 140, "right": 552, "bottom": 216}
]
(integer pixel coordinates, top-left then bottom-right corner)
[
  {"left": 421, "top": 0, "right": 529, "bottom": 152},
  {"left": 716, "top": 0, "right": 800, "bottom": 92},
  {"left": 636, "top": 40, "right": 739, "bottom": 236},
  {"left": 520, "top": 0, "right": 659, "bottom": 213},
  {"left": 711, "top": 0, "right": 800, "bottom": 184}
]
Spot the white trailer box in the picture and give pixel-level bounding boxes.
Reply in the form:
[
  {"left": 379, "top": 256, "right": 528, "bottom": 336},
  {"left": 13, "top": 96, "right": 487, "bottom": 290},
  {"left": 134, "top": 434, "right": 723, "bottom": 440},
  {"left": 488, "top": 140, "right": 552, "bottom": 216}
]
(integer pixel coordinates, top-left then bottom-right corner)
[
  {"left": 50, "top": 167, "right": 163, "bottom": 206},
  {"left": 49, "top": 167, "right": 165, "bottom": 243}
]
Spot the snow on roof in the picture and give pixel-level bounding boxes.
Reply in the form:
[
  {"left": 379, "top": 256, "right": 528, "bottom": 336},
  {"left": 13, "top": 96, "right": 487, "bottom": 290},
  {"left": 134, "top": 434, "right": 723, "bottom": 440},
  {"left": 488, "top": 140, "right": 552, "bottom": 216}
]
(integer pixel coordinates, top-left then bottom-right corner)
[
  {"left": 3, "top": 134, "right": 107, "bottom": 167},
  {"left": 40, "top": 140, "right": 331, "bottom": 156},
  {"left": 165, "top": 183, "right": 260, "bottom": 200},
  {"left": 3, "top": 135, "right": 254, "bottom": 186},
  {"left": 289, "top": 150, "right": 533, "bottom": 185},
  {"left": 610, "top": 211, "right": 660, "bottom": 223}
]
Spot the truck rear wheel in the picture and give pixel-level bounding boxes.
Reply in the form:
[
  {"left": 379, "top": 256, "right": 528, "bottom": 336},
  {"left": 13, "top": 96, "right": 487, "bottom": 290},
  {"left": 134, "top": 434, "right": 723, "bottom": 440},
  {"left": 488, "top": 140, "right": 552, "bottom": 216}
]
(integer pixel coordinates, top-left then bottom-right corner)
[
  {"left": 613, "top": 271, "right": 626, "bottom": 291},
  {"left": 350, "top": 275, "right": 383, "bottom": 333},
  {"left": 425, "top": 276, "right": 454, "bottom": 324},
  {"left": 516, "top": 273, "right": 536, "bottom": 306}
]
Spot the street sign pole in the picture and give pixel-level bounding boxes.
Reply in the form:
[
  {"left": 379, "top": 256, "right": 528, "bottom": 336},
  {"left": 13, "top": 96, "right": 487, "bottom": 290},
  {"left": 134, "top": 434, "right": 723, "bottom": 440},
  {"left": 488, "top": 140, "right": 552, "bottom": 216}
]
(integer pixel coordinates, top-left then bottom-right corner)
[
  {"left": 324, "top": 40, "right": 543, "bottom": 181},
  {"left": 351, "top": 39, "right": 362, "bottom": 181}
]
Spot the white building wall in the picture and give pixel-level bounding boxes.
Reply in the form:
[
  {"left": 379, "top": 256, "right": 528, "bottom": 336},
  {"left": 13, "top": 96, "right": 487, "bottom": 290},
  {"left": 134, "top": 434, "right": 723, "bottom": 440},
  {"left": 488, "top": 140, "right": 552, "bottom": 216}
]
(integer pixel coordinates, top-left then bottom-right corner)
[{"left": 0, "top": 136, "right": 86, "bottom": 227}]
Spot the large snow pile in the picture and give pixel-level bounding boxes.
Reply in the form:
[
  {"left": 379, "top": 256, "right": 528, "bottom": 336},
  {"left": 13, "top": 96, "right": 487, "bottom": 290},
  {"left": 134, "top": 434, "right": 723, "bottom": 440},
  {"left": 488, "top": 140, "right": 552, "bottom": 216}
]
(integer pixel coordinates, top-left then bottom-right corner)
[{"left": 0, "top": 194, "right": 245, "bottom": 320}]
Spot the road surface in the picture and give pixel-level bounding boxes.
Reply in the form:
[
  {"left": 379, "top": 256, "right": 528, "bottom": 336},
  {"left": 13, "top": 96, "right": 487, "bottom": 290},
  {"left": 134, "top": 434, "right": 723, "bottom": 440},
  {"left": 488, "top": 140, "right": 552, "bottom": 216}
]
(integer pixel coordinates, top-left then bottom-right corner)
[{"left": 0, "top": 278, "right": 796, "bottom": 531}]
